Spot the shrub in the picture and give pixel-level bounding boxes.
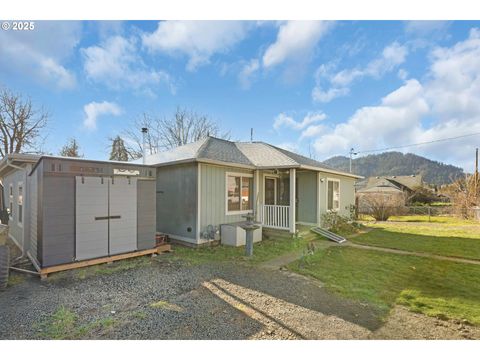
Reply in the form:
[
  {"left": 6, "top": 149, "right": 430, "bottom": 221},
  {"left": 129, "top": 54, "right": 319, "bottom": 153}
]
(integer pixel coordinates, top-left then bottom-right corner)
[
  {"left": 321, "top": 212, "right": 363, "bottom": 236},
  {"left": 357, "top": 191, "right": 408, "bottom": 221}
]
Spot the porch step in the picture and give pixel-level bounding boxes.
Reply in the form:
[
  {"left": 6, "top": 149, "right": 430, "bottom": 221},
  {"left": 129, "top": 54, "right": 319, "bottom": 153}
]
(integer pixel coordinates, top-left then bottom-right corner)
[{"left": 310, "top": 227, "right": 347, "bottom": 244}]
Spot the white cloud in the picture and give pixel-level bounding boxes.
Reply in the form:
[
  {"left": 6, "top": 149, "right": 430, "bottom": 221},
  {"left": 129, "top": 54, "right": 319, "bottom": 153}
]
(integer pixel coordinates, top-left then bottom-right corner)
[
  {"left": 142, "top": 21, "right": 251, "bottom": 71},
  {"left": 312, "top": 42, "right": 408, "bottom": 103},
  {"left": 82, "top": 35, "right": 174, "bottom": 94},
  {"left": 405, "top": 21, "right": 450, "bottom": 36},
  {"left": 273, "top": 112, "right": 326, "bottom": 131},
  {"left": 0, "top": 21, "right": 80, "bottom": 89},
  {"left": 83, "top": 101, "right": 122, "bottom": 130},
  {"left": 309, "top": 28, "right": 480, "bottom": 171},
  {"left": 262, "top": 21, "right": 334, "bottom": 69},
  {"left": 238, "top": 59, "right": 260, "bottom": 89},
  {"left": 300, "top": 124, "right": 326, "bottom": 139}
]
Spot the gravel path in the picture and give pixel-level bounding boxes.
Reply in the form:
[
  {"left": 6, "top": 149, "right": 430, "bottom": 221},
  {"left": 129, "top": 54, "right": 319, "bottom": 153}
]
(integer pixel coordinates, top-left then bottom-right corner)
[{"left": 0, "top": 253, "right": 478, "bottom": 339}]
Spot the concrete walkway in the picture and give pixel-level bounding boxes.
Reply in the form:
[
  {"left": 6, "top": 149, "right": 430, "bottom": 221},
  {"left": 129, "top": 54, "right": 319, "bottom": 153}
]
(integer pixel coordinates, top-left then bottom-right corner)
[{"left": 260, "top": 241, "right": 338, "bottom": 270}]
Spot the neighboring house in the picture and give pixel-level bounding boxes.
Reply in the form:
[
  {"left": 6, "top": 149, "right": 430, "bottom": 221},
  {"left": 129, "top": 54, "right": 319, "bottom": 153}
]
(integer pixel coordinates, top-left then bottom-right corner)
[
  {"left": 356, "top": 175, "right": 423, "bottom": 207},
  {"left": 143, "top": 136, "right": 362, "bottom": 245}
]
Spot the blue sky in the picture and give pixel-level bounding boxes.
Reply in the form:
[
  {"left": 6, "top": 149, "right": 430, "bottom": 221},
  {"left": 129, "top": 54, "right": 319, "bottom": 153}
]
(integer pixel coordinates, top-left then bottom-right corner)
[{"left": 1, "top": 20, "right": 479, "bottom": 171}]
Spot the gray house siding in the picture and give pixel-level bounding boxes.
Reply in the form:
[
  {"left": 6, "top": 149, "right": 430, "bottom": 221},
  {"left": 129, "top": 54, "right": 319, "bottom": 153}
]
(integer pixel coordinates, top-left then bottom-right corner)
[
  {"left": 41, "top": 175, "right": 75, "bottom": 267},
  {"left": 318, "top": 171, "right": 356, "bottom": 220},
  {"left": 156, "top": 164, "right": 198, "bottom": 242},
  {"left": 297, "top": 171, "right": 317, "bottom": 224},
  {"left": 137, "top": 179, "right": 156, "bottom": 250},
  {"left": 199, "top": 163, "right": 254, "bottom": 240}
]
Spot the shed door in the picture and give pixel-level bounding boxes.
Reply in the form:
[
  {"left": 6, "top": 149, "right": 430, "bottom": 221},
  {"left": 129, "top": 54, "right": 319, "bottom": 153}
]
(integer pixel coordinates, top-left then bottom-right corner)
[
  {"left": 109, "top": 177, "right": 137, "bottom": 255},
  {"left": 75, "top": 176, "right": 109, "bottom": 261}
]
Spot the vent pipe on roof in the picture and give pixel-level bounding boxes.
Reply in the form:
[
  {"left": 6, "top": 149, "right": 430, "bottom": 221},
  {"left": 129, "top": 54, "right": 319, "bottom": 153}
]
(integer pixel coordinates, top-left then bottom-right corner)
[{"left": 141, "top": 127, "right": 148, "bottom": 165}]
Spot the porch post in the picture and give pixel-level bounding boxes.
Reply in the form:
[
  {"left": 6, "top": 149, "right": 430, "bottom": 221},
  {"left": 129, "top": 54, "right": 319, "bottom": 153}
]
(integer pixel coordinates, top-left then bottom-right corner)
[
  {"left": 253, "top": 170, "right": 260, "bottom": 222},
  {"left": 316, "top": 172, "right": 321, "bottom": 225},
  {"left": 289, "top": 168, "right": 296, "bottom": 233}
]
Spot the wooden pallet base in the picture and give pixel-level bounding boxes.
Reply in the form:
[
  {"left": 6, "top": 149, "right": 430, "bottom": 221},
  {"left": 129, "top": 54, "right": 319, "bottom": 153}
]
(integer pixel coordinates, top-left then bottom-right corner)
[{"left": 39, "top": 244, "right": 171, "bottom": 280}]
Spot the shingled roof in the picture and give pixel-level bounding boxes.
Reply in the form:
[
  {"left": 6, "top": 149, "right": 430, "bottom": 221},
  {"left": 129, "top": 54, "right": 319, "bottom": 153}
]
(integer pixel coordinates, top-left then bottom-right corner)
[{"left": 143, "top": 136, "right": 361, "bottom": 178}]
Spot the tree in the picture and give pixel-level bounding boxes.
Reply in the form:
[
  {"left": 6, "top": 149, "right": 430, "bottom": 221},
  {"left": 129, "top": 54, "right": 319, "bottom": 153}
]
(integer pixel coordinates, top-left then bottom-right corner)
[
  {"left": 123, "top": 107, "right": 230, "bottom": 159},
  {"left": 0, "top": 87, "right": 49, "bottom": 157},
  {"left": 444, "top": 174, "right": 480, "bottom": 219},
  {"left": 59, "top": 138, "right": 83, "bottom": 158},
  {"left": 109, "top": 136, "right": 130, "bottom": 161}
]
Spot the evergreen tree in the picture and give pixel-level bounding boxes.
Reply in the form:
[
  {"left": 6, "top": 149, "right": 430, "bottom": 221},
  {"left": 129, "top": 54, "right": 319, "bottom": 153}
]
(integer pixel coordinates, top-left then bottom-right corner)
[
  {"left": 109, "top": 136, "right": 129, "bottom": 161},
  {"left": 59, "top": 138, "right": 83, "bottom": 157}
]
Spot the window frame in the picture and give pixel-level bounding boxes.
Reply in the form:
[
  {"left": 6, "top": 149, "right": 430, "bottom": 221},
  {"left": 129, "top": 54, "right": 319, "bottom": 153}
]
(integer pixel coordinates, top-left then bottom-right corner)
[
  {"left": 225, "top": 172, "right": 254, "bottom": 215},
  {"left": 326, "top": 178, "right": 341, "bottom": 212},
  {"left": 17, "top": 181, "right": 23, "bottom": 227}
]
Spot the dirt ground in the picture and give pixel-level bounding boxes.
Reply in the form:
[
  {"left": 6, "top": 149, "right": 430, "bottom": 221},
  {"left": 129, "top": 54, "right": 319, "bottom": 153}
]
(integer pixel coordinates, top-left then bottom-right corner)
[{"left": 0, "top": 251, "right": 479, "bottom": 340}]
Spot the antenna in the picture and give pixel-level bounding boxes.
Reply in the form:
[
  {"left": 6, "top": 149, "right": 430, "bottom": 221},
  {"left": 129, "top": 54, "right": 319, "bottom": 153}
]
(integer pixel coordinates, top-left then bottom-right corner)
[{"left": 250, "top": 128, "right": 253, "bottom": 143}]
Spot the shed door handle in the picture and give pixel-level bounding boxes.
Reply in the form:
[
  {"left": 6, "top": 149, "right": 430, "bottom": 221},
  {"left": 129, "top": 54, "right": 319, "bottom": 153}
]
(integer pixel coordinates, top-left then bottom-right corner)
[{"left": 94, "top": 215, "right": 122, "bottom": 220}]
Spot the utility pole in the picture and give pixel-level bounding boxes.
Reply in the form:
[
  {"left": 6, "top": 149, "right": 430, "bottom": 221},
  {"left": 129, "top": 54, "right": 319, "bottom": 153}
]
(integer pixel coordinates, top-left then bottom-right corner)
[
  {"left": 475, "top": 147, "right": 479, "bottom": 201},
  {"left": 349, "top": 148, "right": 358, "bottom": 173}
]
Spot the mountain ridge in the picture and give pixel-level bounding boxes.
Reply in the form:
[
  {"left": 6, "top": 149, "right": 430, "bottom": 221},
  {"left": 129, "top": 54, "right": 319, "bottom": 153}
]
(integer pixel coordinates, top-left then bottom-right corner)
[{"left": 322, "top": 152, "right": 464, "bottom": 185}]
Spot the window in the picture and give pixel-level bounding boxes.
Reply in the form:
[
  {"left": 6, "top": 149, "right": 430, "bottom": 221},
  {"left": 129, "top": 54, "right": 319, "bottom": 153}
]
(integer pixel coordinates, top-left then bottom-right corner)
[
  {"left": 226, "top": 173, "right": 253, "bottom": 213},
  {"left": 327, "top": 179, "right": 340, "bottom": 211},
  {"left": 18, "top": 182, "right": 23, "bottom": 225},
  {"left": 8, "top": 184, "right": 13, "bottom": 219}
]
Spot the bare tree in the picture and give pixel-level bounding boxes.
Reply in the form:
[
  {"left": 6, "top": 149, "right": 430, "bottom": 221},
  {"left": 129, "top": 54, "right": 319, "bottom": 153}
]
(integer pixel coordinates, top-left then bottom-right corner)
[
  {"left": 0, "top": 88, "right": 49, "bottom": 157},
  {"left": 123, "top": 107, "right": 230, "bottom": 159},
  {"left": 59, "top": 138, "right": 83, "bottom": 158},
  {"left": 444, "top": 174, "right": 480, "bottom": 219}
]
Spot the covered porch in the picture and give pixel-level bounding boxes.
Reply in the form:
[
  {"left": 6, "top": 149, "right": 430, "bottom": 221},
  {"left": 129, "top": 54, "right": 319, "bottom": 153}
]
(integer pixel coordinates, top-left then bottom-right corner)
[{"left": 254, "top": 168, "right": 331, "bottom": 233}]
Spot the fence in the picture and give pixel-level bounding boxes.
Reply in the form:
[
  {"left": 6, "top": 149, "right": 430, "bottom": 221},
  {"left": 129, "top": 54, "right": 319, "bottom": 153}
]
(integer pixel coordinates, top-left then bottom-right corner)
[{"left": 357, "top": 205, "right": 480, "bottom": 222}]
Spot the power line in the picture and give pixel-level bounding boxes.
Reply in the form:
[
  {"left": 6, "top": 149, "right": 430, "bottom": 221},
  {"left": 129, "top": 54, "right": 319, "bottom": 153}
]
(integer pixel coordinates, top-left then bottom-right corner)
[{"left": 354, "top": 131, "right": 480, "bottom": 155}]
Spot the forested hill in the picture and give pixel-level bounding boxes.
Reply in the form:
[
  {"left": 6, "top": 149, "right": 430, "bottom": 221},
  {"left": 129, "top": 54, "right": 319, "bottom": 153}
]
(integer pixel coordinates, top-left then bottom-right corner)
[{"left": 323, "top": 152, "right": 464, "bottom": 185}]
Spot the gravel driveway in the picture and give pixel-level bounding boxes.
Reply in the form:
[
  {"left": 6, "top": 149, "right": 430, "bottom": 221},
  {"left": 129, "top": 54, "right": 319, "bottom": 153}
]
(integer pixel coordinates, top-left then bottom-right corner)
[{"left": 0, "top": 253, "right": 478, "bottom": 339}]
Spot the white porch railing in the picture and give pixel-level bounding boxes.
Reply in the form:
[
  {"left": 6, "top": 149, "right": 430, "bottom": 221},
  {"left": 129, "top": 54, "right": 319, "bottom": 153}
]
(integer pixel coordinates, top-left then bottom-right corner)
[{"left": 260, "top": 205, "right": 290, "bottom": 230}]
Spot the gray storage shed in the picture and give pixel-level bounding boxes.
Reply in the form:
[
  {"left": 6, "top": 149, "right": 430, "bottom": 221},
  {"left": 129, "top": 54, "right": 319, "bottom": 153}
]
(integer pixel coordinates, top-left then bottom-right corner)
[{"left": 0, "top": 155, "right": 157, "bottom": 271}]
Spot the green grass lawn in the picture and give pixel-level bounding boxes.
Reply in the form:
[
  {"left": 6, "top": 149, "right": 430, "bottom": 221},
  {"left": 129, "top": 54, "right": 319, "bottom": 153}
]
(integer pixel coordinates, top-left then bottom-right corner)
[
  {"left": 288, "top": 246, "right": 480, "bottom": 324},
  {"left": 173, "top": 228, "right": 317, "bottom": 265},
  {"left": 353, "top": 216, "right": 480, "bottom": 260}
]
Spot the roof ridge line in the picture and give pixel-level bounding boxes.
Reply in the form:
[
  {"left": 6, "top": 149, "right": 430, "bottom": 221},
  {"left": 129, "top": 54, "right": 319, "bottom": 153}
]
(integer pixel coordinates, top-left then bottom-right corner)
[{"left": 261, "top": 142, "right": 300, "bottom": 166}]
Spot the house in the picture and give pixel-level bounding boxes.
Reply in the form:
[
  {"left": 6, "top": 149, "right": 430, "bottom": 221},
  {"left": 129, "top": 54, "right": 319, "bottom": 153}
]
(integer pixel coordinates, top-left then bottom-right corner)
[
  {"left": 355, "top": 175, "right": 423, "bottom": 208},
  {"left": 144, "top": 136, "right": 362, "bottom": 246},
  {"left": 0, "top": 136, "right": 361, "bottom": 271}
]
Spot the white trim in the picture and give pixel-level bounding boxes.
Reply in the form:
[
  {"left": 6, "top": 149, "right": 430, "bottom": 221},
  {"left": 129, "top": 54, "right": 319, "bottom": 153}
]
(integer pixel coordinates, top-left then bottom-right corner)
[
  {"left": 254, "top": 170, "right": 260, "bottom": 222},
  {"left": 225, "top": 172, "right": 254, "bottom": 215},
  {"left": 196, "top": 162, "right": 201, "bottom": 242},
  {"left": 8, "top": 183, "right": 13, "bottom": 220},
  {"left": 263, "top": 175, "right": 278, "bottom": 206},
  {"left": 289, "top": 168, "right": 296, "bottom": 233},
  {"left": 326, "top": 178, "right": 341, "bottom": 212},
  {"left": 299, "top": 164, "right": 363, "bottom": 179},
  {"left": 316, "top": 172, "right": 321, "bottom": 225},
  {"left": 17, "top": 181, "right": 24, "bottom": 228},
  {"left": 8, "top": 233, "right": 20, "bottom": 249}
]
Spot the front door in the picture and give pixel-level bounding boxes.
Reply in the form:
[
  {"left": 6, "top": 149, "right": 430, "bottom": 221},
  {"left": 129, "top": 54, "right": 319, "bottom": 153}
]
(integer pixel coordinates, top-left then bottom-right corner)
[{"left": 264, "top": 177, "right": 277, "bottom": 205}]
